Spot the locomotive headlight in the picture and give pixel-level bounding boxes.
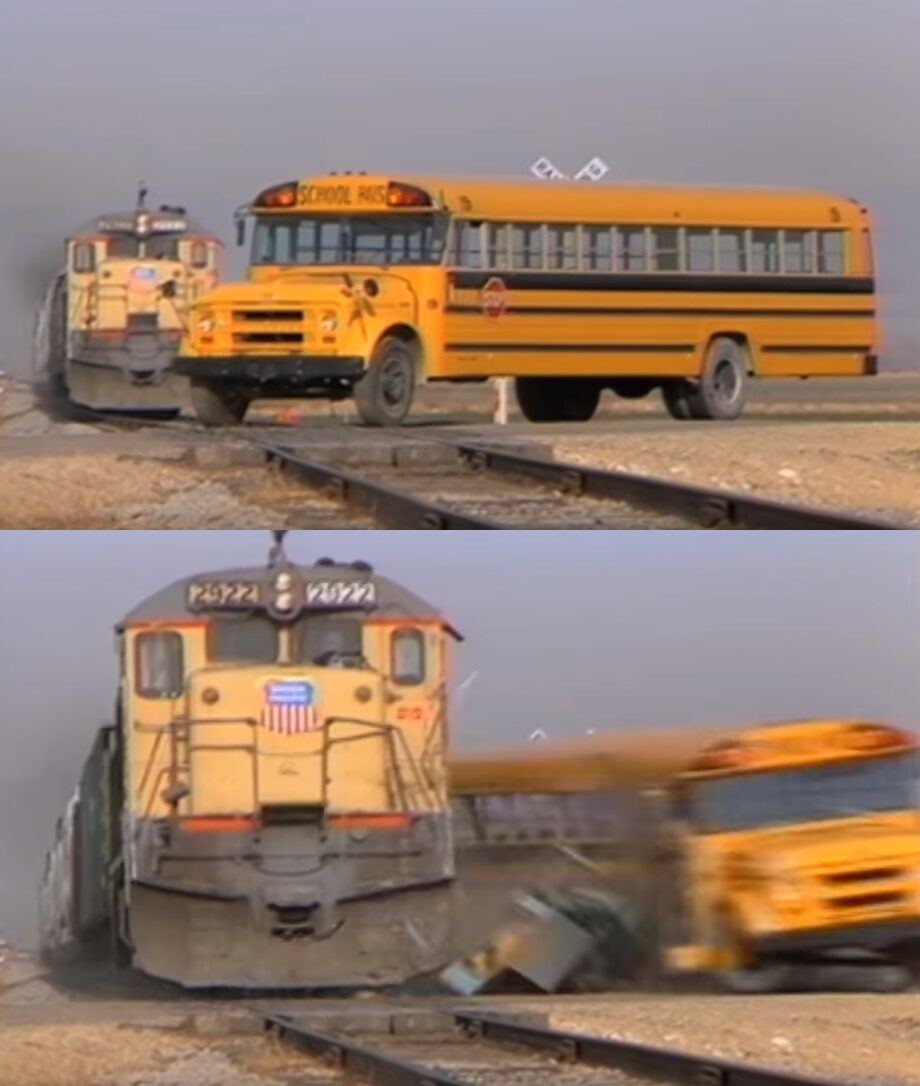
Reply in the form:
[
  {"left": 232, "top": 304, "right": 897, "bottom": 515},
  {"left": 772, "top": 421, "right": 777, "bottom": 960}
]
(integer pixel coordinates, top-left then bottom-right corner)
[
  {"left": 274, "top": 572, "right": 292, "bottom": 591},
  {"left": 275, "top": 590, "right": 294, "bottom": 612}
]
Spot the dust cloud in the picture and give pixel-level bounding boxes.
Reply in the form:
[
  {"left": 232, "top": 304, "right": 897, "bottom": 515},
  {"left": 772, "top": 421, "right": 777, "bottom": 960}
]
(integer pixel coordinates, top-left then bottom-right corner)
[
  {"left": 0, "top": 530, "right": 916, "bottom": 946},
  {"left": 1, "top": 0, "right": 919, "bottom": 374}
]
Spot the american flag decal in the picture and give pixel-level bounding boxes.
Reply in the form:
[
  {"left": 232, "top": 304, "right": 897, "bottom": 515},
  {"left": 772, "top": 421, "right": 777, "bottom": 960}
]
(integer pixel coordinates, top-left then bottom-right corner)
[{"left": 262, "top": 680, "right": 318, "bottom": 735}]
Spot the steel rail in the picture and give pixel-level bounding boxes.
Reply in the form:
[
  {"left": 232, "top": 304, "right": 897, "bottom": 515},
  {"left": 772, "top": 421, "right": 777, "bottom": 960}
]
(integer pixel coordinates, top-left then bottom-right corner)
[
  {"left": 451, "top": 1010, "right": 854, "bottom": 1086},
  {"left": 263, "top": 1012, "right": 473, "bottom": 1086},
  {"left": 258, "top": 442, "right": 502, "bottom": 529},
  {"left": 440, "top": 438, "right": 899, "bottom": 530},
  {"left": 52, "top": 397, "right": 902, "bottom": 530},
  {"left": 263, "top": 1008, "right": 856, "bottom": 1086}
]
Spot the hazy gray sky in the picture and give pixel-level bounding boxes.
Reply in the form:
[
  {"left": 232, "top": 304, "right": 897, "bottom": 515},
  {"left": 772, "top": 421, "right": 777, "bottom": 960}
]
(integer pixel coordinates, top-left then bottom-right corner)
[
  {"left": 0, "top": 530, "right": 916, "bottom": 942},
  {"left": 1, "top": 0, "right": 919, "bottom": 371}
]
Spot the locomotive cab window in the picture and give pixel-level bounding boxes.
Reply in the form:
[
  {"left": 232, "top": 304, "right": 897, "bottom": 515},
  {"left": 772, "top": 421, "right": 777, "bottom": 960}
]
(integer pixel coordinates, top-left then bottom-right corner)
[
  {"left": 72, "top": 242, "right": 96, "bottom": 273},
  {"left": 296, "top": 616, "right": 364, "bottom": 668},
  {"left": 136, "top": 631, "right": 184, "bottom": 698},
  {"left": 391, "top": 628, "right": 425, "bottom": 685},
  {"left": 107, "top": 236, "right": 140, "bottom": 258},
  {"left": 190, "top": 241, "right": 209, "bottom": 268},
  {"left": 146, "top": 236, "right": 180, "bottom": 260},
  {"left": 209, "top": 616, "right": 278, "bottom": 663}
]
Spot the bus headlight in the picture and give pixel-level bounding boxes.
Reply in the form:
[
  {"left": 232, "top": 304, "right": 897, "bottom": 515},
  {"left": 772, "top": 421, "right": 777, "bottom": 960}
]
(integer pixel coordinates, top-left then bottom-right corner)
[
  {"left": 197, "top": 309, "right": 217, "bottom": 333},
  {"left": 320, "top": 311, "right": 339, "bottom": 333},
  {"left": 771, "top": 880, "right": 805, "bottom": 906}
]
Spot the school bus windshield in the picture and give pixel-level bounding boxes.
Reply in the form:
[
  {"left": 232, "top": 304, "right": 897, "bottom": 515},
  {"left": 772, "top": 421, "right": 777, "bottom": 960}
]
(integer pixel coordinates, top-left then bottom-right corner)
[
  {"left": 251, "top": 214, "right": 449, "bottom": 267},
  {"left": 690, "top": 753, "right": 918, "bottom": 833}
]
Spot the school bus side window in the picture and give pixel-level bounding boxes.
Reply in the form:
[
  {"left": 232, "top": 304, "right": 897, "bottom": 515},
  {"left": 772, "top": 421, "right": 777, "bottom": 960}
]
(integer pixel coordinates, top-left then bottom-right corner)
[
  {"left": 455, "top": 222, "right": 484, "bottom": 268},
  {"left": 136, "top": 632, "right": 184, "bottom": 698},
  {"left": 818, "top": 231, "right": 845, "bottom": 274},
  {"left": 512, "top": 224, "right": 544, "bottom": 270},
  {"left": 391, "top": 628, "right": 425, "bottom": 685},
  {"left": 487, "top": 223, "right": 510, "bottom": 269}
]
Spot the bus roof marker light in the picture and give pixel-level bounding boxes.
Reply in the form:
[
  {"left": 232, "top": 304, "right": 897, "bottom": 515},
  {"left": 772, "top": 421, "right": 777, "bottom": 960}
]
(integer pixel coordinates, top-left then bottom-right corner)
[
  {"left": 255, "top": 182, "right": 298, "bottom": 209},
  {"left": 386, "top": 183, "right": 432, "bottom": 208},
  {"left": 846, "top": 723, "right": 908, "bottom": 752}
]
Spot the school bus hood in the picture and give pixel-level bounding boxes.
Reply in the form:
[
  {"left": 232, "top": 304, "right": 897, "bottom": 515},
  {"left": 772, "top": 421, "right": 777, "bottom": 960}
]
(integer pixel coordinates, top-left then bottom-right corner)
[
  {"left": 196, "top": 280, "right": 348, "bottom": 308},
  {"left": 731, "top": 820, "right": 920, "bottom": 875}
]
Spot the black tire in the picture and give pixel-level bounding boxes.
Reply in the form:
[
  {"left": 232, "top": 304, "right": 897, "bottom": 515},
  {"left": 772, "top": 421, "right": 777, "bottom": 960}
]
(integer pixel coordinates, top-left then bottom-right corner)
[
  {"left": 686, "top": 337, "right": 749, "bottom": 420},
  {"left": 610, "top": 378, "right": 656, "bottom": 400},
  {"left": 515, "top": 377, "right": 600, "bottom": 423},
  {"left": 189, "top": 380, "right": 250, "bottom": 427},
  {"left": 354, "top": 336, "right": 417, "bottom": 427},
  {"left": 661, "top": 380, "right": 695, "bottom": 420},
  {"left": 711, "top": 913, "right": 787, "bottom": 993}
]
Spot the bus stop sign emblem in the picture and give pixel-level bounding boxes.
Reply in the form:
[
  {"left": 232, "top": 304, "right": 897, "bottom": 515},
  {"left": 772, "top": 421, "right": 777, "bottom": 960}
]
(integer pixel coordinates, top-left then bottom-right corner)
[{"left": 481, "top": 276, "right": 508, "bottom": 319}]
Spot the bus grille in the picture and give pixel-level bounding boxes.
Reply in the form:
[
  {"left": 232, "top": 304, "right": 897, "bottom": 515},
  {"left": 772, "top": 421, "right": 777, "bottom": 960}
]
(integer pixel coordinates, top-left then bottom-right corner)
[
  {"left": 232, "top": 309, "right": 304, "bottom": 323},
  {"left": 230, "top": 308, "right": 306, "bottom": 348}
]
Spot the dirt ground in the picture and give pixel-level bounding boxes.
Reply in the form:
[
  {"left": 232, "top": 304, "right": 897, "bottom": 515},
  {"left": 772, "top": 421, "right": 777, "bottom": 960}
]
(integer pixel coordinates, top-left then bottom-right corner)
[
  {"left": 546, "top": 990, "right": 920, "bottom": 1086},
  {"left": 0, "top": 1023, "right": 324, "bottom": 1086},
  {"left": 554, "top": 422, "right": 920, "bottom": 525},
  {"left": 0, "top": 453, "right": 370, "bottom": 529}
]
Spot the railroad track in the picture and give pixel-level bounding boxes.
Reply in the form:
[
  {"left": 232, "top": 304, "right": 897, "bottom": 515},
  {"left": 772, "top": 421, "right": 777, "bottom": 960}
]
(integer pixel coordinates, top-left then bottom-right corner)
[
  {"left": 263, "top": 1006, "right": 853, "bottom": 1086},
  {"left": 256, "top": 435, "right": 899, "bottom": 530},
  {"left": 35, "top": 395, "right": 902, "bottom": 529}
]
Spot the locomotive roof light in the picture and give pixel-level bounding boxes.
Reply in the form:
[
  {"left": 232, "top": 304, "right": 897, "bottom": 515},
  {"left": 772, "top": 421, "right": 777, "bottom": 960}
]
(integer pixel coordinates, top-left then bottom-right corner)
[{"left": 274, "top": 591, "right": 295, "bottom": 614}]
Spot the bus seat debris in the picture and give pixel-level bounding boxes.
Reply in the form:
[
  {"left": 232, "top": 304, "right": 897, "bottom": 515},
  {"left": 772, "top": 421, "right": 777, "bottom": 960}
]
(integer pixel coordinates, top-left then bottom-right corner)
[{"left": 440, "top": 889, "right": 644, "bottom": 995}]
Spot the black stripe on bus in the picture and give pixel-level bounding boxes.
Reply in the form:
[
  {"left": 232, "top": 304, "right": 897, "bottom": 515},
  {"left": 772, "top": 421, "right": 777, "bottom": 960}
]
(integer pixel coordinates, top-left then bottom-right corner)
[
  {"left": 446, "top": 305, "right": 875, "bottom": 318},
  {"left": 445, "top": 343, "right": 697, "bottom": 354},
  {"left": 760, "top": 345, "right": 872, "bottom": 354},
  {"left": 450, "top": 271, "right": 875, "bottom": 295}
]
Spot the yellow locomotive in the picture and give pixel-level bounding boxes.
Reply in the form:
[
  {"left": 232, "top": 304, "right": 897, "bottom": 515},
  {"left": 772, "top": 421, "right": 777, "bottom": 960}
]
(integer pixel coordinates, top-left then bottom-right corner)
[
  {"left": 33, "top": 187, "right": 222, "bottom": 416},
  {"left": 39, "top": 533, "right": 459, "bottom": 989}
]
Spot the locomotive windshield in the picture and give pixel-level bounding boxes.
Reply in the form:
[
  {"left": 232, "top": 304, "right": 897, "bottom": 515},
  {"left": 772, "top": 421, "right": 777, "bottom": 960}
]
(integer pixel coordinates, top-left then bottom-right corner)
[{"left": 207, "top": 614, "right": 366, "bottom": 668}]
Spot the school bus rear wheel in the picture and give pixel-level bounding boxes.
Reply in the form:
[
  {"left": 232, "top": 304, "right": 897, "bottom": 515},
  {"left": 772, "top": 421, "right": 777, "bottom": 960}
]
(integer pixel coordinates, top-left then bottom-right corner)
[
  {"left": 609, "top": 378, "right": 657, "bottom": 400},
  {"left": 687, "top": 337, "right": 750, "bottom": 421},
  {"left": 189, "top": 379, "right": 251, "bottom": 427},
  {"left": 515, "top": 377, "right": 600, "bottom": 423},
  {"left": 661, "top": 380, "right": 696, "bottom": 420},
  {"left": 354, "top": 336, "right": 417, "bottom": 427}
]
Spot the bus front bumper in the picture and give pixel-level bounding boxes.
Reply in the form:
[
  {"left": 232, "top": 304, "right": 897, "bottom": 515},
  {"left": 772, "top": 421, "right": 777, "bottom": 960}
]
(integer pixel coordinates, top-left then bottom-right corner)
[
  {"left": 173, "top": 355, "right": 365, "bottom": 386},
  {"left": 758, "top": 916, "right": 920, "bottom": 956}
]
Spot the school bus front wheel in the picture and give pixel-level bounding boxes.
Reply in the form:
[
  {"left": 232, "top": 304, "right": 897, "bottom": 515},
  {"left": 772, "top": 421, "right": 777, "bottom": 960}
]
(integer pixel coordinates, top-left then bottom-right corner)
[
  {"left": 189, "top": 379, "right": 251, "bottom": 427},
  {"left": 354, "top": 335, "right": 418, "bottom": 428}
]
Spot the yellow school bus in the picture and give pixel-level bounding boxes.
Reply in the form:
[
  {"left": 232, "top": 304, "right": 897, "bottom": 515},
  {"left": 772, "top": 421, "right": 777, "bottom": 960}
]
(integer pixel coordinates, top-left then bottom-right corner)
[
  {"left": 175, "top": 173, "right": 877, "bottom": 426},
  {"left": 450, "top": 719, "right": 920, "bottom": 992}
]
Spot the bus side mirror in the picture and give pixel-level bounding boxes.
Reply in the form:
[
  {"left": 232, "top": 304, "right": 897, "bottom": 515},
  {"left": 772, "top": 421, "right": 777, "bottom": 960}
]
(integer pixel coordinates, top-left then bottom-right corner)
[{"left": 236, "top": 218, "right": 246, "bottom": 247}]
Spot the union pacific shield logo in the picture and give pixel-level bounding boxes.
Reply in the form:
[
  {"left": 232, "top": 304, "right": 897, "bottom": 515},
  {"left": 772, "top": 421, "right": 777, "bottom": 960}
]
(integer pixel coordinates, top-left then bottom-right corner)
[{"left": 262, "top": 680, "right": 318, "bottom": 735}]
